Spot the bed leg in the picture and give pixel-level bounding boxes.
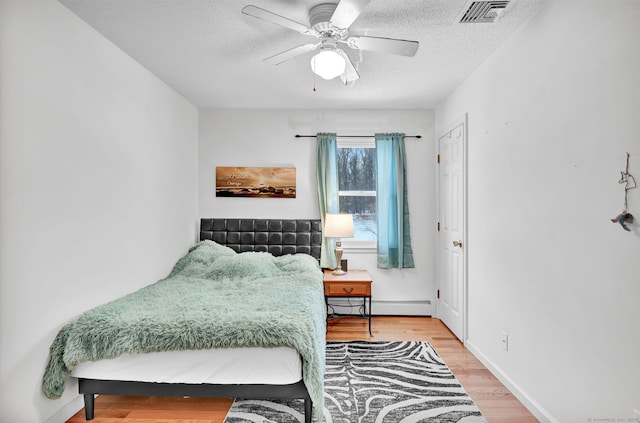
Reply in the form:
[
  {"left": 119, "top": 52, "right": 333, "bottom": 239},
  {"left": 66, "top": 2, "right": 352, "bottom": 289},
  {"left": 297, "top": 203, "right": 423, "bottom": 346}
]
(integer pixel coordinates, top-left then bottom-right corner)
[
  {"left": 83, "top": 393, "right": 95, "bottom": 420},
  {"left": 304, "top": 398, "right": 312, "bottom": 423}
]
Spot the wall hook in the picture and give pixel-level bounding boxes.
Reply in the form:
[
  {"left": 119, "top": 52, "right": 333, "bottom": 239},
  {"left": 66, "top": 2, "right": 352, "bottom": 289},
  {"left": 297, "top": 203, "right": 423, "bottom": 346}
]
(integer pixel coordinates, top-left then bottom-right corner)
[{"left": 611, "top": 152, "right": 636, "bottom": 231}]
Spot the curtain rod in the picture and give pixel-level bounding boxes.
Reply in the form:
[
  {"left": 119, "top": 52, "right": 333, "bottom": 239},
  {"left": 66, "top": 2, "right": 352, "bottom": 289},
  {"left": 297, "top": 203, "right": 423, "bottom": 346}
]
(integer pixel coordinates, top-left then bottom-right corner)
[{"left": 295, "top": 134, "right": 422, "bottom": 139}]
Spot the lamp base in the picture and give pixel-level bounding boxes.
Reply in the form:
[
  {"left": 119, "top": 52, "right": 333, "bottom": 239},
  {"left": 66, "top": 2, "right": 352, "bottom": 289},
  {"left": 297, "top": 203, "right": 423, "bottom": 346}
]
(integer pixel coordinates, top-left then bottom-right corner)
[{"left": 333, "top": 239, "right": 346, "bottom": 275}]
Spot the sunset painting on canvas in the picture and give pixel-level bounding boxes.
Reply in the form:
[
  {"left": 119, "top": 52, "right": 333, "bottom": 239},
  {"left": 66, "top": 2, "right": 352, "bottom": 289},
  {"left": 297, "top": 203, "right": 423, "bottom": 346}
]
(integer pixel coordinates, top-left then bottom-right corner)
[{"left": 215, "top": 167, "right": 296, "bottom": 198}]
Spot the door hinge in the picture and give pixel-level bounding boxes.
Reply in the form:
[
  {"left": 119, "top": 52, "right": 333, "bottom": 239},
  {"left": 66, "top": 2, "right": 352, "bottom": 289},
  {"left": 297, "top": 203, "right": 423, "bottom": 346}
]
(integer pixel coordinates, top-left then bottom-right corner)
[
  {"left": 437, "top": 289, "right": 440, "bottom": 299},
  {"left": 437, "top": 222, "right": 440, "bottom": 232},
  {"left": 437, "top": 154, "right": 440, "bottom": 164}
]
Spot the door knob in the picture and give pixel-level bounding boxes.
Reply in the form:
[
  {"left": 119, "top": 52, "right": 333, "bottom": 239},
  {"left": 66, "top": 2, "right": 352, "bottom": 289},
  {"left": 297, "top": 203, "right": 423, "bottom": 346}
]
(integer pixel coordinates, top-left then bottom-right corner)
[{"left": 453, "top": 240, "right": 463, "bottom": 248}]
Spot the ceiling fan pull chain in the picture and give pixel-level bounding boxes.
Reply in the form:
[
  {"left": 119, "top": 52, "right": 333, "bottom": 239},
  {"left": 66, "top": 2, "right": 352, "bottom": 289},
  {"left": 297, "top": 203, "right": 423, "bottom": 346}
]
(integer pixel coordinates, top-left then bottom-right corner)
[{"left": 312, "top": 61, "right": 317, "bottom": 92}]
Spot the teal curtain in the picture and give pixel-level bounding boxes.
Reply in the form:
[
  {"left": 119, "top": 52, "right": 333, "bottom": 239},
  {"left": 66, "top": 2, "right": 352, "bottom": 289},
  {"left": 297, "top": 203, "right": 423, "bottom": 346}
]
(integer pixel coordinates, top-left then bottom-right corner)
[
  {"left": 316, "top": 133, "right": 339, "bottom": 269},
  {"left": 375, "top": 133, "right": 415, "bottom": 269}
]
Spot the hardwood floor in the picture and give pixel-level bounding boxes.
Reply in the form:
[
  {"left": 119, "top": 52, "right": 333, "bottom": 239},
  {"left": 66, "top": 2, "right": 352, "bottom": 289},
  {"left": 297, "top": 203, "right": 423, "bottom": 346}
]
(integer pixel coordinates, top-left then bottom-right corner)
[{"left": 67, "top": 316, "right": 538, "bottom": 423}]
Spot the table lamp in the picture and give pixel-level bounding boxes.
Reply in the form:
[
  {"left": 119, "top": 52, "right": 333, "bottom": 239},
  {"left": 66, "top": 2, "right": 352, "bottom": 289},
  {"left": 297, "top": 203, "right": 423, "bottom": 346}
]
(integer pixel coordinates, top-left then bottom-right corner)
[{"left": 324, "top": 213, "right": 354, "bottom": 275}]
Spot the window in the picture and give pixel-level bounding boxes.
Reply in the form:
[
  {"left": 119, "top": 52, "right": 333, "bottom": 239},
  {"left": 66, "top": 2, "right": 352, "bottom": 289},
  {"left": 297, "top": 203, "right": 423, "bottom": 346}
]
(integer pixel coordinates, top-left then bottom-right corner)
[{"left": 337, "top": 137, "right": 376, "bottom": 247}]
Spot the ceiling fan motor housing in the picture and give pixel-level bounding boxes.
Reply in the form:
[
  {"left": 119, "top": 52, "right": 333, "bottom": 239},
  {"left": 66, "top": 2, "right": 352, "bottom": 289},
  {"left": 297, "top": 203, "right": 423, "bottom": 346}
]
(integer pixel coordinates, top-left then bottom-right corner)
[
  {"left": 309, "top": 3, "right": 338, "bottom": 27},
  {"left": 309, "top": 3, "right": 348, "bottom": 39}
]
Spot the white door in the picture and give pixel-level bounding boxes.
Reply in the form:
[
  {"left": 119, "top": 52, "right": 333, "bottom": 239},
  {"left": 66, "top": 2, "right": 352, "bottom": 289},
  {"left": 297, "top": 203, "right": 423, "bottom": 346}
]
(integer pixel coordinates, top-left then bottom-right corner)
[{"left": 437, "top": 116, "right": 467, "bottom": 342}]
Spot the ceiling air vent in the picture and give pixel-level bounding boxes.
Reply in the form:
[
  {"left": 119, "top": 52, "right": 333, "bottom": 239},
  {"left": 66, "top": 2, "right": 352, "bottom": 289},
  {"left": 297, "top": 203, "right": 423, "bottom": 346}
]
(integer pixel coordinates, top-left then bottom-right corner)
[{"left": 459, "top": 1, "right": 510, "bottom": 23}]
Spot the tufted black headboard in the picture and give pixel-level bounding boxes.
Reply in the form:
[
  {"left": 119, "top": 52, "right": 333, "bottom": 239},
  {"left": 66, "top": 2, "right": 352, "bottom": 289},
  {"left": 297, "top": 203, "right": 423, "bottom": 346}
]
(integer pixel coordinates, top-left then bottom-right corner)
[{"left": 200, "top": 218, "right": 322, "bottom": 259}]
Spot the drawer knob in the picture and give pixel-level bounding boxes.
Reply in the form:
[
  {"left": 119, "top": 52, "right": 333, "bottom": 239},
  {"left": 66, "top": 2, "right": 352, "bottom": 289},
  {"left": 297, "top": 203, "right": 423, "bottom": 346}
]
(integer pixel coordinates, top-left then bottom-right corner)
[{"left": 343, "top": 287, "right": 354, "bottom": 294}]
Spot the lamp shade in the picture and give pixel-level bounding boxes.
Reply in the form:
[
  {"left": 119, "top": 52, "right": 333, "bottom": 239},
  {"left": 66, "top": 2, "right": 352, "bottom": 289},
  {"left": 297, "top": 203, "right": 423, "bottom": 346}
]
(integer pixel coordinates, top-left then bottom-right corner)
[
  {"left": 324, "top": 213, "right": 354, "bottom": 238},
  {"left": 310, "top": 48, "right": 346, "bottom": 80}
]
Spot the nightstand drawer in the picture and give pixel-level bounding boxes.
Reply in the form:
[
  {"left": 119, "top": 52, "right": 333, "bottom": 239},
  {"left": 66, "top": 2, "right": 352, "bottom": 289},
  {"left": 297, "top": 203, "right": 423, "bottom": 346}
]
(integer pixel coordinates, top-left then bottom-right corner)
[{"left": 324, "top": 282, "right": 371, "bottom": 296}]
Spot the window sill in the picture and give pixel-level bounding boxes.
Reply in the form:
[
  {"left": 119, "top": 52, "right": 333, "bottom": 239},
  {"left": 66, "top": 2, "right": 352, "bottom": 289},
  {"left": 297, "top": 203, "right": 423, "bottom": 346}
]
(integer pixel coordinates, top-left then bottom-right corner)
[{"left": 342, "top": 240, "right": 376, "bottom": 254}]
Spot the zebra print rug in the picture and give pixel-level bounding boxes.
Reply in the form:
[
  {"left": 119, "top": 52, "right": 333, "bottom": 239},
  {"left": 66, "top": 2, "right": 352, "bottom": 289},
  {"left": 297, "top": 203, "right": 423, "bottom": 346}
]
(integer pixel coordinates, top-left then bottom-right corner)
[{"left": 224, "top": 340, "right": 487, "bottom": 423}]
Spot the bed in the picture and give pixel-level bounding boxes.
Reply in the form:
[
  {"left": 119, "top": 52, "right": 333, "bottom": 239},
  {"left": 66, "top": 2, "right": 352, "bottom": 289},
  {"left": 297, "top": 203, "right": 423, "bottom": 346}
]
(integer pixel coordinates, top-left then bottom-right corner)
[{"left": 43, "top": 218, "right": 325, "bottom": 423}]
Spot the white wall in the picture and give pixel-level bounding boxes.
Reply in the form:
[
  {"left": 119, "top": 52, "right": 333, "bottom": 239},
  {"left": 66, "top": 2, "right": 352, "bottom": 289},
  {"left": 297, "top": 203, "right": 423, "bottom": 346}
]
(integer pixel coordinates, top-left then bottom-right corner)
[
  {"left": 436, "top": 0, "right": 640, "bottom": 421},
  {"left": 0, "top": 0, "right": 199, "bottom": 421},
  {"left": 199, "top": 109, "right": 437, "bottom": 315}
]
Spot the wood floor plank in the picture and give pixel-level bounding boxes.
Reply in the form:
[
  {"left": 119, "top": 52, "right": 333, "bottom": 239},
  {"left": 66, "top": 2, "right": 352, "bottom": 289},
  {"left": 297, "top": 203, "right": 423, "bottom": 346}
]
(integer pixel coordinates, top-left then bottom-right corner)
[
  {"left": 67, "top": 316, "right": 539, "bottom": 422},
  {"left": 126, "top": 409, "right": 225, "bottom": 419}
]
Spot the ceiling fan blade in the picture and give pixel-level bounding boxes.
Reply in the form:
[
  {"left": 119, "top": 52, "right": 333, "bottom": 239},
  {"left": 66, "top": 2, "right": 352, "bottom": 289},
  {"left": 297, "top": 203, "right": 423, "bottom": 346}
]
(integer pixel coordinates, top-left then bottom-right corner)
[
  {"left": 330, "top": 0, "right": 372, "bottom": 29},
  {"left": 345, "top": 35, "right": 419, "bottom": 57},
  {"left": 337, "top": 49, "right": 360, "bottom": 83},
  {"left": 242, "top": 5, "right": 313, "bottom": 35},
  {"left": 264, "top": 43, "right": 319, "bottom": 65}
]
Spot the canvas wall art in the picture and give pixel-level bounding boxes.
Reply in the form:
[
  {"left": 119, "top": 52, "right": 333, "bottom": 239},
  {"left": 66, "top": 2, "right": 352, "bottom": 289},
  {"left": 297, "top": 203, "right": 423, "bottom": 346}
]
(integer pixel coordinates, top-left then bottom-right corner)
[{"left": 215, "top": 166, "right": 296, "bottom": 198}]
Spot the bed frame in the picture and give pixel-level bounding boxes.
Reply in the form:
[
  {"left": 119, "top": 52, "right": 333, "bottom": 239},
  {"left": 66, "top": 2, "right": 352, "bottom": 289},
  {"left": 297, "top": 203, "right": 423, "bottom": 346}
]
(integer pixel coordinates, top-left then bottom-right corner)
[{"left": 79, "top": 218, "right": 322, "bottom": 422}]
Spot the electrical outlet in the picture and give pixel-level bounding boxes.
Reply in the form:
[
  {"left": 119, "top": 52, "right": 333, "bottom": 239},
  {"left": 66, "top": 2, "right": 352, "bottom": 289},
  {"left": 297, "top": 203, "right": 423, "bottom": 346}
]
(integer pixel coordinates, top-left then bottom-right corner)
[{"left": 501, "top": 331, "right": 509, "bottom": 351}]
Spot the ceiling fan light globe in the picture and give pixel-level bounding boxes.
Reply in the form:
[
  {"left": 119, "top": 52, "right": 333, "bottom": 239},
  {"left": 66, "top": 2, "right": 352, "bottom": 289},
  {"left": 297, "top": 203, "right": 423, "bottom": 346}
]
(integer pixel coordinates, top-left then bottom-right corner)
[{"left": 310, "top": 49, "right": 346, "bottom": 80}]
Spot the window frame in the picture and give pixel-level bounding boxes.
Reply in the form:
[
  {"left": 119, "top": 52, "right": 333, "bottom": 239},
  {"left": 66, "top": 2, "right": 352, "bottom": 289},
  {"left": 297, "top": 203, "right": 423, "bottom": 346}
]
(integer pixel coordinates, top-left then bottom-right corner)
[{"left": 336, "top": 137, "right": 377, "bottom": 250}]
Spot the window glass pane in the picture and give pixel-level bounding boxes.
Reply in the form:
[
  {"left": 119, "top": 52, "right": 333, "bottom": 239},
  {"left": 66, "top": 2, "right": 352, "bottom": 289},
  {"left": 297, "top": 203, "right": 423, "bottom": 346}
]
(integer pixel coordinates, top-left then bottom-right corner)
[
  {"left": 337, "top": 147, "right": 376, "bottom": 191},
  {"left": 339, "top": 195, "right": 376, "bottom": 241},
  {"left": 336, "top": 142, "right": 377, "bottom": 245}
]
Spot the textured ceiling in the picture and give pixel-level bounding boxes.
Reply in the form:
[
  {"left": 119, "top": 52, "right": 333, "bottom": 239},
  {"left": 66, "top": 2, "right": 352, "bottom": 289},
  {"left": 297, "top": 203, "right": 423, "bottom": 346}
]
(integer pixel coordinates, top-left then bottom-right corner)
[{"left": 59, "top": 0, "right": 546, "bottom": 109}]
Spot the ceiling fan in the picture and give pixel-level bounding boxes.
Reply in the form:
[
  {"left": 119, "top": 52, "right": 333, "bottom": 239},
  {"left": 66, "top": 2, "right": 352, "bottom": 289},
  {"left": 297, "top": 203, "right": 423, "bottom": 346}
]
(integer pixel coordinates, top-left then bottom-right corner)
[{"left": 242, "top": 0, "right": 419, "bottom": 84}]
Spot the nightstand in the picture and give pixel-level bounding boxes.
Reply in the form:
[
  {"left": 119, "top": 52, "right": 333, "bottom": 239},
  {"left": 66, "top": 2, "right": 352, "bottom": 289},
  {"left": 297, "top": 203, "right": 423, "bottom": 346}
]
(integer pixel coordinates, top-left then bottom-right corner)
[{"left": 323, "top": 269, "right": 373, "bottom": 336}]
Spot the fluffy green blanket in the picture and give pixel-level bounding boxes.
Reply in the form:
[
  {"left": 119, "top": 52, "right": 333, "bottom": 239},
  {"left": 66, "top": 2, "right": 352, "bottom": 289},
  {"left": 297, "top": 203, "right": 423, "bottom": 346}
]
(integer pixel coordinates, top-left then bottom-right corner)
[{"left": 42, "top": 240, "right": 326, "bottom": 420}]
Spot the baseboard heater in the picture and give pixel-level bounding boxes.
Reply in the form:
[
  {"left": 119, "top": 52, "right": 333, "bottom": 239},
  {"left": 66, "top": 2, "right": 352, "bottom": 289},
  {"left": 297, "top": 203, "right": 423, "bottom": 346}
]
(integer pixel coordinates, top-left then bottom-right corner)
[{"left": 327, "top": 299, "right": 431, "bottom": 316}]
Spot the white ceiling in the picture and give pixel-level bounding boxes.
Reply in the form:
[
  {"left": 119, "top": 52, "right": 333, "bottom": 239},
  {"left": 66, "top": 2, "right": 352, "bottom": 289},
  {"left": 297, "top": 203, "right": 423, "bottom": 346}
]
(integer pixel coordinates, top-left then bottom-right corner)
[{"left": 59, "top": 0, "right": 546, "bottom": 109}]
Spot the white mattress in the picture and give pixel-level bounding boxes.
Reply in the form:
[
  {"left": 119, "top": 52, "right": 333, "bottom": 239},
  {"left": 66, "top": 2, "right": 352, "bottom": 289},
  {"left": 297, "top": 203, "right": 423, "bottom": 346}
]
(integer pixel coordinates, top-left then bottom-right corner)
[{"left": 71, "top": 347, "right": 302, "bottom": 385}]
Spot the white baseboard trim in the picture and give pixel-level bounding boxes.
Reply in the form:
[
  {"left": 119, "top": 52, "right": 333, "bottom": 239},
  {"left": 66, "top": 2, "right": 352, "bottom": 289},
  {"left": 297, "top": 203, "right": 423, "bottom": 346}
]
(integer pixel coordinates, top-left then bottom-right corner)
[
  {"left": 43, "top": 395, "right": 84, "bottom": 423},
  {"left": 464, "top": 340, "right": 557, "bottom": 423}
]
